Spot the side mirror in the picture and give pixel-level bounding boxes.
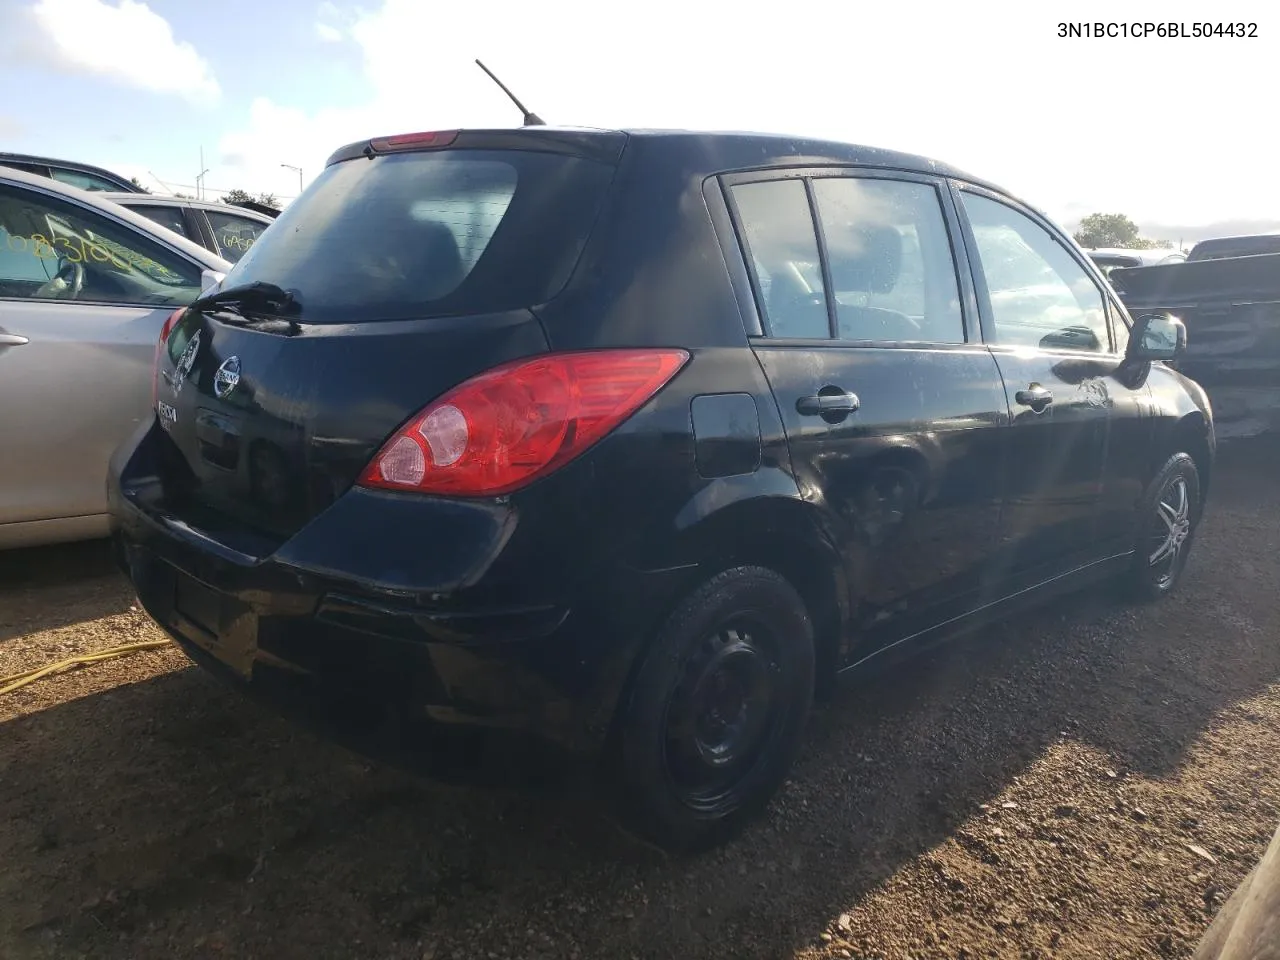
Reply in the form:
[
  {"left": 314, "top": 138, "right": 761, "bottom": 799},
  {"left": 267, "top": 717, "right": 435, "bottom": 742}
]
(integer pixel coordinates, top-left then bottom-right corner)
[
  {"left": 199, "top": 268, "right": 226, "bottom": 295},
  {"left": 1127, "top": 313, "right": 1186, "bottom": 363}
]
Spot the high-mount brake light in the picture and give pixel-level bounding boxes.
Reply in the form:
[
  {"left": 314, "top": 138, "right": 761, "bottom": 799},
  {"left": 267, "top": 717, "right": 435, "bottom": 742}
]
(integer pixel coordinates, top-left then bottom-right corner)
[
  {"left": 358, "top": 349, "right": 690, "bottom": 497},
  {"left": 152, "top": 307, "right": 184, "bottom": 406},
  {"left": 369, "top": 130, "right": 459, "bottom": 152}
]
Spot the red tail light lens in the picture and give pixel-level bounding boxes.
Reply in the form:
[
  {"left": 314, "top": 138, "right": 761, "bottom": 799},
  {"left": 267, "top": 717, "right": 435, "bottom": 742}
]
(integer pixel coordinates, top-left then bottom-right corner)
[
  {"left": 152, "top": 307, "right": 184, "bottom": 406},
  {"left": 358, "top": 349, "right": 689, "bottom": 497}
]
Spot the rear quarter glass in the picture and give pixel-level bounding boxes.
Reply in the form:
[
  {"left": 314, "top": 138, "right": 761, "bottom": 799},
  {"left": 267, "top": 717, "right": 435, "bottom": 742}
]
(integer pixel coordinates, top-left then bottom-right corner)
[{"left": 221, "top": 149, "right": 617, "bottom": 323}]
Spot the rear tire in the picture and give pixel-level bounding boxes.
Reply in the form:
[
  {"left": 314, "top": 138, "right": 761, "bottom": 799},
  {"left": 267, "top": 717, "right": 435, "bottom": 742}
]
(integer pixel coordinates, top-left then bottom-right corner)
[
  {"left": 1127, "top": 452, "right": 1201, "bottom": 602},
  {"left": 610, "top": 566, "right": 815, "bottom": 853}
]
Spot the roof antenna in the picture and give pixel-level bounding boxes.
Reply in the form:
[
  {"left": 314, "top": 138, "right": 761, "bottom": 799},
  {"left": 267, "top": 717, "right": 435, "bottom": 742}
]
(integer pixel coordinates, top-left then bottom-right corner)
[{"left": 475, "top": 59, "right": 545, "bottom": 126}]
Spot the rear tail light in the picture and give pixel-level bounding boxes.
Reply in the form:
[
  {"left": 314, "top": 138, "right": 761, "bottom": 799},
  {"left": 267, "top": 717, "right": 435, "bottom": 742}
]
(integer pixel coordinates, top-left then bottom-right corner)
[
  {"left": 358, "top": 349, "right": 689, "bottom": 497},
  {"left": 152, "top": 307, "right": 184, "bottom": 407}
]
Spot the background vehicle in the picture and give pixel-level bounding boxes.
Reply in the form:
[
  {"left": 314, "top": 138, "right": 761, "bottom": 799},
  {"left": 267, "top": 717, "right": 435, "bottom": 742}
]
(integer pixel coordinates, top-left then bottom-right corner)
[
  {"left": 110, "top": 128, "right": 1214, "bottom": 852},
  {"left": 0, "top": 166, "right": 229, "bottom": 549},
  {"left": 0, "top": 151, "right": 142, "bottom": 193},
  {"left": 98, "top": 193, "right": 275, "bottom": 265},
  {"left": 1086, "top": 246, "right": 1186, "bottom": 276},
  {"left": 1186, "top": 234, "right": 1280, "bottom": 261},
  {"left": 1112, "top": 252, "right": 1280, "bottom": 439}
]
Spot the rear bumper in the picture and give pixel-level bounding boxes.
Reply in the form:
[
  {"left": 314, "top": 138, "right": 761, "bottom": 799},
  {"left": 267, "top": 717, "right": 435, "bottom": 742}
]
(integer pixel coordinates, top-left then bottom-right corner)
[{"left": 108, "top": 422, "right": 693, "bottom": 762}]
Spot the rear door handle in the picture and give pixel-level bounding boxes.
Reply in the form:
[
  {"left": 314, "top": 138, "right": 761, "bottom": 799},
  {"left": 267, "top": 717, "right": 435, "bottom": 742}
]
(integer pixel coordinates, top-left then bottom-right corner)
[
  {"left": 796, "top": 390, "right": 860, "bottom": 417},
  {"left": 0, "top": 333, "right": 29, "bottom": 347},
  {"left": 1015, "top": 383, "right": 1053, "bottom": 412}
]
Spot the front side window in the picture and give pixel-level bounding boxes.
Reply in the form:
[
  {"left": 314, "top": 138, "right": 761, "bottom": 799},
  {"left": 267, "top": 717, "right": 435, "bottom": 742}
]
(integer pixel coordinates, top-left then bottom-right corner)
[
  {"left": 1109, "top": 298, "right": 1131, "bottom": 355},
  {"left": 206, "top": 210, "right": 269, "bottom": 264},
  {"left": 0, "top": 185, "right": 202, "bottom": 304},
  {"left": 960, "top": 192, "right": 1110, "bottom": 353},
  {"left": 811, "top": 177, "right": 965, "bottom": 343},
  {"left": 730, "top": 178, "right": 829, "bottom": 339}
]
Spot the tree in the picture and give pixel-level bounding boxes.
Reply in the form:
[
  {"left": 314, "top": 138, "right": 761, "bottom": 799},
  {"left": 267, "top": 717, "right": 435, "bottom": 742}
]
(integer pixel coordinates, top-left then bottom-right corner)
[
  {"left": 129, "top": 176, "right": 152, "bottom": 194},
  {"left": 1073, "top": 212, "right": 1171, "bottom": 250},
  {"left": 222, "top": 189, "right": 281, "bottom": 210},
  {"left": 1073, "top": 213, "right": 1140, "bottom": 248}
]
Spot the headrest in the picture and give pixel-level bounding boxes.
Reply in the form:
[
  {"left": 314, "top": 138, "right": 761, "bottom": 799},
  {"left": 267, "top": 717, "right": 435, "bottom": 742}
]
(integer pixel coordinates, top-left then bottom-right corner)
[
  {"left": 826, "top": 224, "right": 902, "bottom": 294},
  {"left": 411, "top": 218, "right": 464, "bottom": 300}
]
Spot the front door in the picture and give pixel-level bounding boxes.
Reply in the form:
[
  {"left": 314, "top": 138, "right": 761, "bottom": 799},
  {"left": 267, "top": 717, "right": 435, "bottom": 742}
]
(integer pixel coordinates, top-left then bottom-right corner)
[
  {"left": 723, "top": 171, "right": 1010, "bottom": 656},
  {"left": 954, "top": 186, "right": 1143, "bottom": 586},
  {"left": 0, "top": 181, "right": 205, "bottom": 527}
]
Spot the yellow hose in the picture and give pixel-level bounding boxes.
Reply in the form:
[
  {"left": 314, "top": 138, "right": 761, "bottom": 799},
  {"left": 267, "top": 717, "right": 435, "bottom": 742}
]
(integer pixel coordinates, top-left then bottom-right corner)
[{"left": 0, "top": 640, "right": 171, "bottom": 696}]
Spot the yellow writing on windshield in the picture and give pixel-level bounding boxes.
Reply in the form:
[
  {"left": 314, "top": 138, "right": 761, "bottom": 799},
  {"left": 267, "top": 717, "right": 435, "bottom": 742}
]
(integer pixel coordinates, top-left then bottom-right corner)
[{"left": 4, "top": 230, "right": 185, "bottom": 285}]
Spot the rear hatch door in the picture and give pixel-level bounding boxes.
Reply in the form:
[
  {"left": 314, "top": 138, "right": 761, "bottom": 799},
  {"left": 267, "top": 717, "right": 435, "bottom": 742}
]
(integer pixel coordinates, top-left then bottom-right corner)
[{"left": 153, "top": 133, "right": 622, "bottom": 543}]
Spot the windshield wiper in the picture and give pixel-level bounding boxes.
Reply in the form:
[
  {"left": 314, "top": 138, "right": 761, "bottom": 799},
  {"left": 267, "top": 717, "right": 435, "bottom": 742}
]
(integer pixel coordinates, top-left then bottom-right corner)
[{"left": 191, "top": 281, "right": 301, "bottom": 317}]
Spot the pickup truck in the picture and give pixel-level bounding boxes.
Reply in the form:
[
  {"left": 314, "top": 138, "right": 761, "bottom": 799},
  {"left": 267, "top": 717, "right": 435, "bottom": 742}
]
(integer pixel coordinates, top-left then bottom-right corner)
[{"left": 1110, "top": 252, "right": 1280, "bottom": 438}]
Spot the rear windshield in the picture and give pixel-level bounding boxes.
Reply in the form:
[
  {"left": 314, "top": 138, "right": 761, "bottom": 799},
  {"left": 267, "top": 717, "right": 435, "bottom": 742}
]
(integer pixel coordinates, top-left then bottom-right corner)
[{"left": 221, "top": 148, "right": 615, "bottom": 322}]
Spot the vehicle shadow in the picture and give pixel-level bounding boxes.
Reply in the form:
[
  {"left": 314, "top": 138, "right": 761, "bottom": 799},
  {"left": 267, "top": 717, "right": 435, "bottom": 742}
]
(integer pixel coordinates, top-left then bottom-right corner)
[
  {"left": 0, "top": 538, "right": 132, "bottom": 645},
  {"left": 2, "top": 440, "right": 1278, "bottom": 960}
]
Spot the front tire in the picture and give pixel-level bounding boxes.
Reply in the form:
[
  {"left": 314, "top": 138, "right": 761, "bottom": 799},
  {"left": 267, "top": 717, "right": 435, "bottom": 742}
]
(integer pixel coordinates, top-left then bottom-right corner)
[
  {"left": 611, "top": 566, "right": 815, "bottom": 853},
  {"left": 1128, "top": 452, "right": 1202, "bottom": 601}
]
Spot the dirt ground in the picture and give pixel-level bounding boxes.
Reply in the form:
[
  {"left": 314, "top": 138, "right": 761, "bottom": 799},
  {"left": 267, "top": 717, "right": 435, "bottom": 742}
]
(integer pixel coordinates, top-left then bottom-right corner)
[{"left": 3, "top": 440, "right": 1280, "bottom": 960}]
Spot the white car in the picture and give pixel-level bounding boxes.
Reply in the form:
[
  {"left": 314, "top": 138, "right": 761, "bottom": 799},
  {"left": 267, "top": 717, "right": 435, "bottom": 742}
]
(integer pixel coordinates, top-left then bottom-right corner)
[
  {"left": 98, "top": 192, "right": 275, "bottom": 265},
  {"left": 0, "top": 166, "right": 230, "bottom": 548}
]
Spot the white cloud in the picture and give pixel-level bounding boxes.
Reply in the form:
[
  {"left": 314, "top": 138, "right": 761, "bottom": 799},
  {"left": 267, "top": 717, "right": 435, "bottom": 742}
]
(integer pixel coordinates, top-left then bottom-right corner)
[
  {"left": 315, "top": 2, "right": 347, "bottom": 42},
  {"left": 213, "top": 0, "right": 1277, "bottom": 226},
  {"left": 29, "top": 0, "right": 219, "bottom": 105}
]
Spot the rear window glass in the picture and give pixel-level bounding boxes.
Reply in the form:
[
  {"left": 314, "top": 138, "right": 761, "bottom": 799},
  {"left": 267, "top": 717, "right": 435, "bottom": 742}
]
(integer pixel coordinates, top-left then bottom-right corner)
[{"left": 222, "top": 149, "right": 615, "bottom": 322}]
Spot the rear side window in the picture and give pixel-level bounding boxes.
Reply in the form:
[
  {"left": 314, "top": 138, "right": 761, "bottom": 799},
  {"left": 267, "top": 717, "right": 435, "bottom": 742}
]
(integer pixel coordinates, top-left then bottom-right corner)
[
  {"left": 811, "top": 177, "right": 964, "bottom": 343},
  {"left": 223, "top": 149, "right": 615, "bottom": 323},
  {"left": 206, "top": 209, "right": 269, "bottom": 264}
]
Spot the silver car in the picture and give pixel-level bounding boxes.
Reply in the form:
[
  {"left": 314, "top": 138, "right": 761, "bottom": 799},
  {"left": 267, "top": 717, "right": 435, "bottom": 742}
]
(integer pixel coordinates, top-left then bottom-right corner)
[
  {"left": 0, "top": 167, "right": 229, "bottom": 549},
  {"left": 98, "top": 192, "right": 275, "bottom": 266}
]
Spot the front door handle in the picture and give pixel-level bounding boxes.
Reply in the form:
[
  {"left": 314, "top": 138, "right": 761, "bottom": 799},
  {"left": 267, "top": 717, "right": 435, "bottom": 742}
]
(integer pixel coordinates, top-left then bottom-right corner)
[
  {"left": 1015, "top": 383, "right": 1053, "bottom": 412},
  {"left": 796, "top": 389, "right": 860, "bottom": 418},
  {"left": 0, "top": 333, "right": 29, "bottom": 347}
]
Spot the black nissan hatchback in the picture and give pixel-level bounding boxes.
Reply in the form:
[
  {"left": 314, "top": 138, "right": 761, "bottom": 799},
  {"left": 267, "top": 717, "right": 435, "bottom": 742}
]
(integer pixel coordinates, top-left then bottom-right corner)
[{"left": 109, "top": 127, "right": 1214, "bottom": 852}]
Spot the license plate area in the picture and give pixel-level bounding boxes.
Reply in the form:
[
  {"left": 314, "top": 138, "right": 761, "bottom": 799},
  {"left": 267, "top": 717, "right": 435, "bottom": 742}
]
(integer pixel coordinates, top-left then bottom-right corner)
[{"left": 173, "top": 572, "right": 257, "bottom": 678}]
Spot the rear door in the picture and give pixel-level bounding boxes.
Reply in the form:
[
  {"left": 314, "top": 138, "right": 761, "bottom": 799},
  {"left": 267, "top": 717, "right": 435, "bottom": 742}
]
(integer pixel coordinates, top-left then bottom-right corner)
[
  {"left": 953, "top": 185, "right": 1137, "bottom": 584},
  {"left": 0, "top": 180, "right": 206, "bottom": 526},
  {"left": 723, "top": 170, "right": 1010, "bottom": 653}
]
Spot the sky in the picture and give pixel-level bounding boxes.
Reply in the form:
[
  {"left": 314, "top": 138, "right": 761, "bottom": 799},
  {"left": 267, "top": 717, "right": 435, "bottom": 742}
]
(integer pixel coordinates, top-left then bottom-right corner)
[{"left": 0, "top": 0, "right": 1275, "bottom": 243}]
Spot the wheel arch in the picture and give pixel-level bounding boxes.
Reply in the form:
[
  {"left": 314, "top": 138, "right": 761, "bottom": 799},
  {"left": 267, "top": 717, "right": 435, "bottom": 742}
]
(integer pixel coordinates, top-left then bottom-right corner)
[
  {"left": 1161, "top": 411, "right": 1213, "bottom": 507},
  {"left": 608, "top": 493, "right": 851, "bottom": 739}
]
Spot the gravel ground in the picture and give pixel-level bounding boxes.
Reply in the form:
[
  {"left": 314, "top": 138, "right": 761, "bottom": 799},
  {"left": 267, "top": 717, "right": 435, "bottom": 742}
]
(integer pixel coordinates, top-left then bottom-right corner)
[{"left": 3, "top": 439, "right": 1280, "bottom": 960}]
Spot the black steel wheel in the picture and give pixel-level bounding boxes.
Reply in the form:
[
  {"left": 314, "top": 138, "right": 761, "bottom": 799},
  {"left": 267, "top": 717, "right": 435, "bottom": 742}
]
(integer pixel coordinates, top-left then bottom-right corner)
[{"left": 611, "top": 566, "right": 814, "bottom": 853}]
